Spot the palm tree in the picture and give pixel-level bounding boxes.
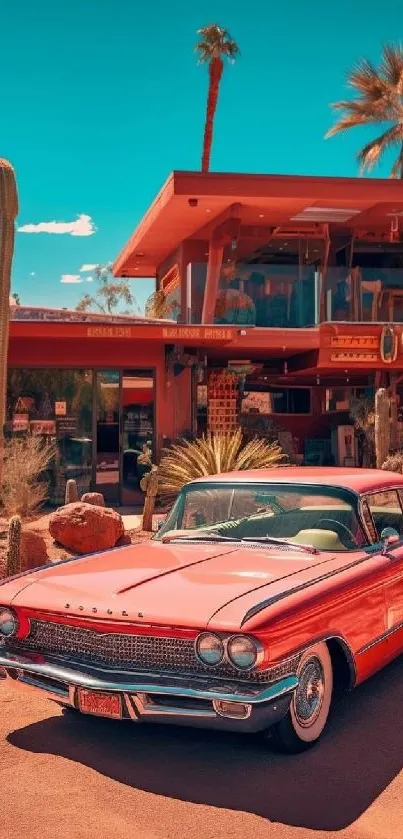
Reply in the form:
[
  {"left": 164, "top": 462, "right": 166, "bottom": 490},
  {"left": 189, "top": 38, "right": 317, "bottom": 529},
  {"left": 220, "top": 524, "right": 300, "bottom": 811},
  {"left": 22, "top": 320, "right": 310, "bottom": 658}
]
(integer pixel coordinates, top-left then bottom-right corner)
[
  {"left": 196, "top": 24, "right": 239, "bottom": 172},
  {"left": 326, "top": 44, "right": 403, "bottom": 177}
]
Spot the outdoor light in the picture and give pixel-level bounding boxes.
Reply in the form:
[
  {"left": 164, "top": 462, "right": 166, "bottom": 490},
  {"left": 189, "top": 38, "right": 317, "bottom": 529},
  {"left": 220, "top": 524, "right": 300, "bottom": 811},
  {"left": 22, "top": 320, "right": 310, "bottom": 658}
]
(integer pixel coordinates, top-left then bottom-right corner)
[
  {"left": 227, "top": 635, "right": 261, "bottom": 671},
  {"left": 195, "top": 632, "right": 224, "bottom": 667},
  {"left": 0, "top": 608, "right": 18, "bottom": 638}
]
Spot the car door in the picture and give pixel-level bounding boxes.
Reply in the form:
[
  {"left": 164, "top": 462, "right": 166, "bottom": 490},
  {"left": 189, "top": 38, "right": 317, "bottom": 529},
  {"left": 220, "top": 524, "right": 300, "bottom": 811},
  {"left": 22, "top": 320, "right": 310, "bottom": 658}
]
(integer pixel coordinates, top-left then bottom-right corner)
[{"left": 363, "top": 489, "right": 403, "bottom": 659}]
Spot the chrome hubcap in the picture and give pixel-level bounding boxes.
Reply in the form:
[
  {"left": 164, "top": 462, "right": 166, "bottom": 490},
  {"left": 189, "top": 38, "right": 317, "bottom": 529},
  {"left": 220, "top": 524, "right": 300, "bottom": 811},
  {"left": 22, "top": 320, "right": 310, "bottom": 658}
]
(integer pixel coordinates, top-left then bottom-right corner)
[{"left": 294, "top": 656, "right": 325, "bottom": 728}]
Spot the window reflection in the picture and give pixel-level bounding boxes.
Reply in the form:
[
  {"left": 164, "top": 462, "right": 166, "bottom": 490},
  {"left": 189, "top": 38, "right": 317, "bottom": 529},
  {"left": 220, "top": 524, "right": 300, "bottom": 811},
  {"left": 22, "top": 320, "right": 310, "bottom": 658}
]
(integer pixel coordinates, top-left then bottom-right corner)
[{"left": 7, "top": 369, "right": 93, "bottom": 505}]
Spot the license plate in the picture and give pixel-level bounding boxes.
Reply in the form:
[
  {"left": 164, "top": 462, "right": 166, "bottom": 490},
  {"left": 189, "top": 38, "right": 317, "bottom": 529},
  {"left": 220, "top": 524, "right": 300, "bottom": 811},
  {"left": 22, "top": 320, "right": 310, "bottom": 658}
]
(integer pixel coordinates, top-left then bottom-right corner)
[{"left": 77, "top": 689, "right": 122, "bottom": 719}]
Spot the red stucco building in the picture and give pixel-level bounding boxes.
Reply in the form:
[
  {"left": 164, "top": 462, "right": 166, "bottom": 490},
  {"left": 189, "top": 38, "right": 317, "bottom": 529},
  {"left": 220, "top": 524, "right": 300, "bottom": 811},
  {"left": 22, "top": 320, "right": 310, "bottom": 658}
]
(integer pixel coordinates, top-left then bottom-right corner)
[{"left": 8, "top": 171, "right": 403, "bottom": 504}]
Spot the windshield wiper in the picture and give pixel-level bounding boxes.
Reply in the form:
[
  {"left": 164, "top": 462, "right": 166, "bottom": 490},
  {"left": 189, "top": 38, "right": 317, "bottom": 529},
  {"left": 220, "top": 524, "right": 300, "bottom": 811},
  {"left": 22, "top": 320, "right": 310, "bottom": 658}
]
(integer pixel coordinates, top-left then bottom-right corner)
[
  {"left": 161, "top": 530, "right": 240, "bottom": 543},
  {"left": 241, "top": 536, "right": 319, "bottom": 555},
  {"left": 161, "top": 530, "right": 318, "bottom": 553}
]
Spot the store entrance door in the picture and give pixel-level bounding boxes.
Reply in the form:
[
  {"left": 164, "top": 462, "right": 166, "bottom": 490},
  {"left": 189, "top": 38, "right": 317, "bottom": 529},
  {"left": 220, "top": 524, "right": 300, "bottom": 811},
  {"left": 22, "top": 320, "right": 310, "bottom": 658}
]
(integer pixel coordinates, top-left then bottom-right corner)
[
  {"left": 121, "top": 369, "right": 155, "bottom": 506},
  {"left": 94, "top": 369, "right": 155, "bottom": 506},
  {"left": 95, "top": 370, "right": 120, "bottom": 503}
]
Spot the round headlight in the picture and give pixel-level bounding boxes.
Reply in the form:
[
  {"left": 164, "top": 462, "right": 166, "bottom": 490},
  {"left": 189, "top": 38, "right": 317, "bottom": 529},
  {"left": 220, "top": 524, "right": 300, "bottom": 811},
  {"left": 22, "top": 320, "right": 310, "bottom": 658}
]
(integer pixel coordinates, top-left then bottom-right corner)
[
  {"left": 227, "top": 635, "right": 259, "bottom": 671},
  {"left": 0, "top": 608, "right": 18, "bottom": 638},
  {"left": 195, "top": 632, "right": 224, "bottom": 667}
]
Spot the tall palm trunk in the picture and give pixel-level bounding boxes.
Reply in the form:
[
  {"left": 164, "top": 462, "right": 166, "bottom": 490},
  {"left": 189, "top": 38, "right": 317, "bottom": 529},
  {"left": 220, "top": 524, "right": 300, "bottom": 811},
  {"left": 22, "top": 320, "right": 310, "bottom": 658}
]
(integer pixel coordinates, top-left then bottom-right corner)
[
  {"left": 201, "top": 56, "right": 223, "bottom": 172},
  {"left": 0, "top": 160, "right": 18, "bottom": 486}
]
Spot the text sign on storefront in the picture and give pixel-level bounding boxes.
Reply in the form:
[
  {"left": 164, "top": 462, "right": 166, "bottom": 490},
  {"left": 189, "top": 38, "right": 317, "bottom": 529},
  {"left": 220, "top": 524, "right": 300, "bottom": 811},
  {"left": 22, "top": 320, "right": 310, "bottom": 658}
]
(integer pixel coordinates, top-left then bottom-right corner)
[
  {"left": 87, "top": 327, "right": 132, "bottom": 338},
  {"left": 56, "top": 416, "right": 78, "bottom": 437},
  {"left": 162, "top": 327, "right": 233, "bottom": 340},
  {"left": 329, "top": 333, "right": 380, "bottom": 362}
]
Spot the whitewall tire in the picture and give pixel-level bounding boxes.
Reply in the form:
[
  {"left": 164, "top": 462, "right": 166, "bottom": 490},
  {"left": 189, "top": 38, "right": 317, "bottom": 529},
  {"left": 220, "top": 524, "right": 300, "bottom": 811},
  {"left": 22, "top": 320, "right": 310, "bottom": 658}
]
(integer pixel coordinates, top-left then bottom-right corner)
[{"left": 271, "top": 642, "right": 333, "bottom": 753}]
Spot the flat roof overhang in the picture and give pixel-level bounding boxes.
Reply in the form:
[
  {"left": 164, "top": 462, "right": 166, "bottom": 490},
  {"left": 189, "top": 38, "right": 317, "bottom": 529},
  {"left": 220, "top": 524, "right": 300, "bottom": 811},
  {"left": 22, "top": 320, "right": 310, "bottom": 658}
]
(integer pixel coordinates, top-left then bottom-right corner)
[{"left": 114, "top": 170, "right": 403, "bottom": 278}]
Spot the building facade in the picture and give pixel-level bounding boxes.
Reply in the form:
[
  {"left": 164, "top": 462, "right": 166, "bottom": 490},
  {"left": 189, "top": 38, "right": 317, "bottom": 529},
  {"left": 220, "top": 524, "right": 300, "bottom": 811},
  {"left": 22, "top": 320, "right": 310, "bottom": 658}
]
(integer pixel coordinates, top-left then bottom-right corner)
[
  {"left": 114, "top": 170, "right": 403, "bottom": 467},
  {"left": 8, "top": 171, "right": 403, "bottom": 506}
]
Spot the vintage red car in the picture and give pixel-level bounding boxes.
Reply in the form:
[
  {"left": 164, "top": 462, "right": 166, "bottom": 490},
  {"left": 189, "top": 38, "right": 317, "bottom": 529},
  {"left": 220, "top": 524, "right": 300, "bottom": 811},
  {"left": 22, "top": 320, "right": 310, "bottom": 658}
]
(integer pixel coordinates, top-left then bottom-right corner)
[{"left": 1, "top": 466, "right": 403, "bottom": 753}]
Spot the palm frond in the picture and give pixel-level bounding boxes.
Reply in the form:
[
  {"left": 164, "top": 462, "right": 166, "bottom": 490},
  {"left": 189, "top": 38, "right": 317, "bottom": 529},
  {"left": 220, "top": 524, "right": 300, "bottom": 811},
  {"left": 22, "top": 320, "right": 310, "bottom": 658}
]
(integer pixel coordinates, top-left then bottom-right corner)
[
  {"left": 380, "top": 44, "right": 403, "bottom": 88},
  {"left": 327, "top": 43, "right": 403, "bottom": 176},
  {"left": 348, "top": 59, "right": 389, "bottom": 99},
  {"left": 357, "top": 124, "right": 403, "bottom": 172},
  {"left": 195, "top": 23, "right": 240, "bottom": 64}
]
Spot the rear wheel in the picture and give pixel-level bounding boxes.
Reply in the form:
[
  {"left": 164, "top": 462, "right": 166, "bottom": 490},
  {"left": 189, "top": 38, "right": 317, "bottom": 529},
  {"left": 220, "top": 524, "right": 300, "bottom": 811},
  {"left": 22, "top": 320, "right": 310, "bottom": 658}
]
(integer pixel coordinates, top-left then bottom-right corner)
[{"left": 270, "top": 642, "right": 333, "bottom": 753}]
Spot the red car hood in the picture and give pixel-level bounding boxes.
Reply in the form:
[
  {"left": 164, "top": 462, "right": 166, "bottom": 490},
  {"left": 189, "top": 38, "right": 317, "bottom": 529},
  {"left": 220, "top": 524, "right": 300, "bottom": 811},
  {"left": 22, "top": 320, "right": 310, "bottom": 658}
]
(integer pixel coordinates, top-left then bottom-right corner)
[{"left": 8, "top": 540, "right": 345, "bottom": 630}]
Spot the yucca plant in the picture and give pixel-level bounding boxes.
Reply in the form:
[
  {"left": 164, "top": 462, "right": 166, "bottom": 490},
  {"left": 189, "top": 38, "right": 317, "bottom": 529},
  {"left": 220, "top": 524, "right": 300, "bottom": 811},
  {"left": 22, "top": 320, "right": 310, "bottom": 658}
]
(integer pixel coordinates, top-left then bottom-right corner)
[{"left": 157, "top": 429, "right": 287, "bottom": 502}]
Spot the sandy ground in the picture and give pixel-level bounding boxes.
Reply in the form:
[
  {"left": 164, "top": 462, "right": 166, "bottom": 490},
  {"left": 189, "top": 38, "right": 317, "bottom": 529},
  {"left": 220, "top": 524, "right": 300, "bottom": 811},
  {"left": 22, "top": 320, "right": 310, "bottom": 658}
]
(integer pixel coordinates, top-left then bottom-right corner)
[{"left": 1, "top": 659, "right": 402, "bottom": 839}]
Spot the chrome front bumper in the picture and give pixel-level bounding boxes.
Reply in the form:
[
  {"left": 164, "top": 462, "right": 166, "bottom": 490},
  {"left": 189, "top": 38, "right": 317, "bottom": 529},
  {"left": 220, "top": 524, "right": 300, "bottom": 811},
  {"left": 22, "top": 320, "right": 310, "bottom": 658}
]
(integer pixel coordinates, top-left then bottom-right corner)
[{"left": 0, "top": 650, "right": 298, "bottom": 733}]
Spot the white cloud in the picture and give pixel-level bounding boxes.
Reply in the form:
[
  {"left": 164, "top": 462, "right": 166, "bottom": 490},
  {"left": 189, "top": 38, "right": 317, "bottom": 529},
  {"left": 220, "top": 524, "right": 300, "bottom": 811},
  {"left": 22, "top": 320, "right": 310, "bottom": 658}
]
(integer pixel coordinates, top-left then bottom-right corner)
[
  {"left": 80, "top": 263, "right": 97, "bottom": 272},
  {"left": 30, "top": 271, "right": 36, "bottom": 277},
  {"left": 18, "top": 214, "right": 96, "bottom": 237},
  {"left": 60, "top": 274, "right": 82, "bottom": 284}
]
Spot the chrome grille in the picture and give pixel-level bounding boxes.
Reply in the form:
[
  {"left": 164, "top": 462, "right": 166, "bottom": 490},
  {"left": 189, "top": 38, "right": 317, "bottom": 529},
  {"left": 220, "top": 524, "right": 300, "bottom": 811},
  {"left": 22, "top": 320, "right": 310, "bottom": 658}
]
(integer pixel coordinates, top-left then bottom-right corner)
[{"left": 11, "top": 619, "right": 299, "bottom": 683}]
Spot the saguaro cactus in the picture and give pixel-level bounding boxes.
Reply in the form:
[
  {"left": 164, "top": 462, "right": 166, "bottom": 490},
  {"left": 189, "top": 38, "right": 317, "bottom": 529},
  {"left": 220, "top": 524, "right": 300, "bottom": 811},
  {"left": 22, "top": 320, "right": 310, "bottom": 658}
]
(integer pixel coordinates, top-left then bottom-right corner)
[
  {"left": 375, "top": 388, "right": 391, "bottom": 468},
  {"left": 0, "top": 160, "right": 18, "bottom": 487},
  {"left": 5, "top": 514, "right": 22, "bottom": 577},
  {"left": 65, "top": 478, "right": 79, "bottom": 504}
]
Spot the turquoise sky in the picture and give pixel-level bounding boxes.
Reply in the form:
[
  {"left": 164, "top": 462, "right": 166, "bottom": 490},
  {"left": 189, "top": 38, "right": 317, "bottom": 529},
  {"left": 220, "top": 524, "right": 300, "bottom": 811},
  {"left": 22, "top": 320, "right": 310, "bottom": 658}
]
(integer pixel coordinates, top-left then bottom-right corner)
[{"left": 4, "top": 0, "right": 403, "bottom": 313}]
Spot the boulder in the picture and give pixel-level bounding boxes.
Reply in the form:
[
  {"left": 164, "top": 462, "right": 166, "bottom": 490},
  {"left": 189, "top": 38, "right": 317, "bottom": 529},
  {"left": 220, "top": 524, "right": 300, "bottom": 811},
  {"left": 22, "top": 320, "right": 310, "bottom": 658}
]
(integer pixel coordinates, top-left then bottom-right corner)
[
  {"left": 20, "top": 529, "right": 48, "bottom": 571},
  {"left": 49, "top": 502, "right": 124, "bottom": 555},
  {"left": 81, "top": 492, "right": 105, "bottom": 507}
]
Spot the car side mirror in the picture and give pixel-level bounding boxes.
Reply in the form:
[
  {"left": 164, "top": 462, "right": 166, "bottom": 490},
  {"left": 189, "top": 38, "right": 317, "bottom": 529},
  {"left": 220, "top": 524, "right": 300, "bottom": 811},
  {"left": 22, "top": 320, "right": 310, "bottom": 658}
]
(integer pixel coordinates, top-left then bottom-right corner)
[{"left": 380, "top": 527, "right": 400, "bottom": 555}]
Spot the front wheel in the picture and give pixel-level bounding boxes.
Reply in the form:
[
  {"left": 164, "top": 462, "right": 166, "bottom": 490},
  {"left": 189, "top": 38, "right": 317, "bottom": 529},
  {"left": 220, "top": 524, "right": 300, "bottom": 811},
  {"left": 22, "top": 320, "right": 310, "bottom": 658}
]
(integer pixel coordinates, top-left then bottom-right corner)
[{"left": 270, "top": 642, "right": 333, "bottom": 753}]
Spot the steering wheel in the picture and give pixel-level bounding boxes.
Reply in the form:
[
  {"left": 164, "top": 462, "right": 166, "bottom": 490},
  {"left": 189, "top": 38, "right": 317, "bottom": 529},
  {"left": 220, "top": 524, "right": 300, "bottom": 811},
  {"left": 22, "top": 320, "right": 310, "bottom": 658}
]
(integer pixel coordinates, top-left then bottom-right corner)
[{"left": 314, "top": 517, "right": 360, "bottom": 548}]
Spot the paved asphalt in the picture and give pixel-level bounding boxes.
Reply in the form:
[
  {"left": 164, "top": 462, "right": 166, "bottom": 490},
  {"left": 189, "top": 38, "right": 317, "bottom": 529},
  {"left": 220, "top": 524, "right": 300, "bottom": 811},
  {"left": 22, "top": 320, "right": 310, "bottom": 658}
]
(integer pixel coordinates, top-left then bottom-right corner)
[{"left": 2, "top": 658, "right": 402, "bottom": 839}]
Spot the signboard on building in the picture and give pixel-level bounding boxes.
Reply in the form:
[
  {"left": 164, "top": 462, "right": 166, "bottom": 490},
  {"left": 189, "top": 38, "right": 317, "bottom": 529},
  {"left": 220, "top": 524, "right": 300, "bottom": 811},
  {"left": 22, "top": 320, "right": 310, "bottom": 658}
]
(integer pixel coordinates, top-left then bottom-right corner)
[
  {"left": 12, "top": 414, "right": 29, "bottom": 432},
  {"left": 56, "top": 416, "right": 78, "bottom": 437},
  {"left": 30, "top": 420, "right": 56, "bottom": 435},
  {"left": 55, "top": 401, "right": 67, "bottom": 417}
]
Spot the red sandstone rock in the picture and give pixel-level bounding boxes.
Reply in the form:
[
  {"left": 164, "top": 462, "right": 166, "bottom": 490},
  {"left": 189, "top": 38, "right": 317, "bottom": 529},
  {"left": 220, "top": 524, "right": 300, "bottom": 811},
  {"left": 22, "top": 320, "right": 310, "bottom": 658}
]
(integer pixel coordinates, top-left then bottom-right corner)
[
  {"left": 21, "top": 529, "right": 48, "bottom": 570},
  {"left": 81, "top": 492, "right": 105, "bottom": 507},
  {"left": 49, "top": 502, "right": 124, "bottom": 555}
]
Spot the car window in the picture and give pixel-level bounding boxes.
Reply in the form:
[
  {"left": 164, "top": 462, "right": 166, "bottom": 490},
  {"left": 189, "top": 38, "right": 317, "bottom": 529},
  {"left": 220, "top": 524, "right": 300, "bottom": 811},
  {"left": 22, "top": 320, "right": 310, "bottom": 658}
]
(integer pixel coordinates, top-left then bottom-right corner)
[
  {"left": 365, "top": 490, "right": 403, "bottom": 538},
  {"left": 158, "top": 483, "right": 368, "bottom": 551}
]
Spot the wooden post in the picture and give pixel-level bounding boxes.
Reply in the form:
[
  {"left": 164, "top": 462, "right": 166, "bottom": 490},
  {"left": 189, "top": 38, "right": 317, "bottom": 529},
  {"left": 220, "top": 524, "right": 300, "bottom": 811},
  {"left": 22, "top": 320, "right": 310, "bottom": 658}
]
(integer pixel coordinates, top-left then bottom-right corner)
[
  {"left": 375, "top": 388, "right": 390, "bottom": 468},
  {"left": 142, "top": 466, "right": 159, "bottom": 532},
  {"left": 201, "top": 238, "right": 224, "bottom": 324},
  {"left": 201, "top": 210, "right": 241, "bottom": 325},
  {"left": 390, "top": 374, "right": 399, "bottom": 451}
]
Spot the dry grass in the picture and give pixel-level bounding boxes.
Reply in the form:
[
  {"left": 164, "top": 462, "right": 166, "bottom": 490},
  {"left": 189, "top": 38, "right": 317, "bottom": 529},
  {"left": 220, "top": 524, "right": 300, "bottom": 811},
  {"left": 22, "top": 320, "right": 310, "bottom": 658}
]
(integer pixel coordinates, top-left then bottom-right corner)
[
  {"left": 382, "top": 451, "right": 403, "bottom": 474},
  {"left": 157, "top": 429, "right": 287, "bottom": 502},
  {"left": 1, "top": 434, "right": 57, "bottom": 518}
]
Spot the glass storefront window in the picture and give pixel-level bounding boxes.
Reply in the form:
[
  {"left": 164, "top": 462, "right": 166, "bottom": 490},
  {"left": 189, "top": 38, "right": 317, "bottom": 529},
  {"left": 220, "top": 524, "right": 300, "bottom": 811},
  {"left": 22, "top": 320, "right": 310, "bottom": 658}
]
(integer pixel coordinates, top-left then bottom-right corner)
[
  {"left": 241, "top": 387, "right": 311, "bottom": 415},
  {"left": 7, "top": 369, "right": 93, "bottom": 505}
]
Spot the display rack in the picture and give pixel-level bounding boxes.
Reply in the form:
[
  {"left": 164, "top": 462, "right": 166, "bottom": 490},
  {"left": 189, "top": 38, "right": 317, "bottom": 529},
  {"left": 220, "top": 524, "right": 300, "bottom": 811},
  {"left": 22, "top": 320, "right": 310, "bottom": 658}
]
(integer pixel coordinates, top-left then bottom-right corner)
[{"left": 207, "top": 371, "right": 239, "bottom": 433}]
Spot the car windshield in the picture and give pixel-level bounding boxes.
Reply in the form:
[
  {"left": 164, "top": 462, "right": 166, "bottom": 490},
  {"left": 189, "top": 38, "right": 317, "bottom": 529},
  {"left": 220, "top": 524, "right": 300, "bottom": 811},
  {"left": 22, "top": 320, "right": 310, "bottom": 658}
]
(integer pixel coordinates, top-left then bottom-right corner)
[{"left": 155, "top": 482, "right": 368, "bottom": 552}]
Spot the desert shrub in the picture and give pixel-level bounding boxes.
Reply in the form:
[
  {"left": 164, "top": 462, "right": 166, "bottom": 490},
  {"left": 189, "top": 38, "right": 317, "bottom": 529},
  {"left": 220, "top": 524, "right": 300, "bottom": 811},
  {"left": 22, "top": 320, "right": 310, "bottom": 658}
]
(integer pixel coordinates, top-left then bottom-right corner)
[
  {"left": 1, "top": 434, "right": 57, "bottom": 517},
  {"left": 382, "top": 450, "right": 403, "bottom": 474},
  {"left": 157, "top": 429, "right": 287, "bottom": 502}
]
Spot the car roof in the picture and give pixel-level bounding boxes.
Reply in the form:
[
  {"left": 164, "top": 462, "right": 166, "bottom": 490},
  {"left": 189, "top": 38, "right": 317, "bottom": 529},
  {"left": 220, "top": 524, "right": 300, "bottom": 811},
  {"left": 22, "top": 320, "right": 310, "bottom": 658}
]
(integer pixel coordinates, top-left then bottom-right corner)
[{"left": 188, "top": 467, "right": 403, "bottom": 495}]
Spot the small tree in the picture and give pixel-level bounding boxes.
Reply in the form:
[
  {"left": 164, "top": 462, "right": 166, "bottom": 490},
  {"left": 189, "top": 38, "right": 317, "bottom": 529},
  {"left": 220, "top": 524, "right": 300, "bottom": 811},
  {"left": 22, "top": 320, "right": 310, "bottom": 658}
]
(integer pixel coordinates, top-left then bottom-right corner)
[{"left": 76, "top": 262, "right": 139, "bottom": 315}]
